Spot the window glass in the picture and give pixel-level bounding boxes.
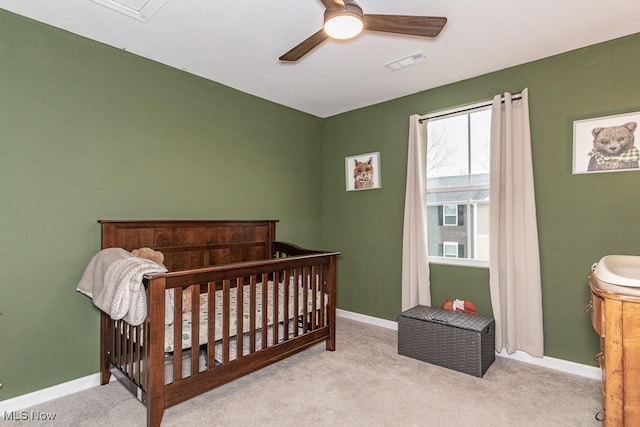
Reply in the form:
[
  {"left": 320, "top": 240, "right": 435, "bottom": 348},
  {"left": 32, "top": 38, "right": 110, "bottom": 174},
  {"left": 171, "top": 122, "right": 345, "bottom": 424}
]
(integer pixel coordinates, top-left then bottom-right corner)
[
  {"left": 426, "top": 114, "right": 469, "bottom": 187},
  {"left": 443, "top": 242, "right": 459, "bottom": 258},
  {"left": 425, "top": 106, "right": 491, "bottom": 266},
  {"left": 470, "top": 109, "right": 491, "bottom": 184},
  {"left": 443, "top": 204, "right": 458, "bottom": 226}
]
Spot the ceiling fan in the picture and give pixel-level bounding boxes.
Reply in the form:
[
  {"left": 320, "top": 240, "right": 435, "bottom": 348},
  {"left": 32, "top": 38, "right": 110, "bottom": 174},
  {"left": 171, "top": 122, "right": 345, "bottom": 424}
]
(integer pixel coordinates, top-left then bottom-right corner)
[{"left": 279, "top": 0, "right": 447, "bottom": 62}]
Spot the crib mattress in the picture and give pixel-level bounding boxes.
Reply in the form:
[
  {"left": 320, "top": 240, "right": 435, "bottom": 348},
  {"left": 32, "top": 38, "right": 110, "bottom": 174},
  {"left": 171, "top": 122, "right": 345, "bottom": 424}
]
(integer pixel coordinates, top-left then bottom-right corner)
[{"left": 164, "top": 280, "right": 324, "bottom": 352}]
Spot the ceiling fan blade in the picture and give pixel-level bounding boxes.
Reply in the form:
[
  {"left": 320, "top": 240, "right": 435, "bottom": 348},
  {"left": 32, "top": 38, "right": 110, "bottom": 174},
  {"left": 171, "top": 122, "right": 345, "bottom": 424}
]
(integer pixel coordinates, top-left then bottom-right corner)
[
  {"left": 363, "top": 15, "right": 447, "bottom": 37},
  {"left": 320, "top": 0, "right": 345, "bottom": 10},
  {"left": 279, "top": 30, "right": 329, "bottom": 62}
]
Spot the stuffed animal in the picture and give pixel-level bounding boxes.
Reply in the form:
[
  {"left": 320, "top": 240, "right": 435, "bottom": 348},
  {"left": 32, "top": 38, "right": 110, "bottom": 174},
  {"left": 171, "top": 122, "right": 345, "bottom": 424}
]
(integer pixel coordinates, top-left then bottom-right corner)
[
  {"left": 131, "top": 247, "right": 165, "bottom": 266},
  {"left": 131, "top": 247, "right": 193, "bottom": 313}
]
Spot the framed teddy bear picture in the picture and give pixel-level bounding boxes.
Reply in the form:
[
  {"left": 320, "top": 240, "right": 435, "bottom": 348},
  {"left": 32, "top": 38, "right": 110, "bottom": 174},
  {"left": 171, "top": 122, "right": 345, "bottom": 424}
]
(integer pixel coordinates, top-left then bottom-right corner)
[{"left": 573, "top": 111, "right": 640, "bottom": 174}]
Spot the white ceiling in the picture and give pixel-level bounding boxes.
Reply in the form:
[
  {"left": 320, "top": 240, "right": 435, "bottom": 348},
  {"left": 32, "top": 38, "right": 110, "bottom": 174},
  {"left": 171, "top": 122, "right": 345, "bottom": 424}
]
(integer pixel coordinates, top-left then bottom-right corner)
[{"left": 2, "top": 0, "right": 640, "bottom": 118}]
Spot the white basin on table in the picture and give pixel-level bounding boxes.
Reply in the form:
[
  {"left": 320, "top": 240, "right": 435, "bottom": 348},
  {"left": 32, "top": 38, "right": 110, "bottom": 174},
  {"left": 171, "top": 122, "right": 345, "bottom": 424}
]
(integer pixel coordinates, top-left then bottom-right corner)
[{"left": 594, "top": 255, "right": 640, "bottom": 288}]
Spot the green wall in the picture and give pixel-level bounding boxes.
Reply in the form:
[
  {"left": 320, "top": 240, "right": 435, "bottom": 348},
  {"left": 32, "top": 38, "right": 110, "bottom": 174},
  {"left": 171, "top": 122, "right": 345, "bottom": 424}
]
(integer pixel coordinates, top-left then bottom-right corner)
[
  {"left": 0, "top": 10, "right": 323, "bottom": 400},
  {"left": 322, "top": 33, "right": 640, "bottom": 366},
  {"left": 3, "top": 7, "right": 640, "bottom": 403}
]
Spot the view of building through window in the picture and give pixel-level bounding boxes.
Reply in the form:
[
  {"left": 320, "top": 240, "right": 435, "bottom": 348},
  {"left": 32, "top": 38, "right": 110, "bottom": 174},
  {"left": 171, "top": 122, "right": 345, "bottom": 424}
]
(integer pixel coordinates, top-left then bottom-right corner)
[{"left": 425, "top": 107, "right": 491, "bottom": 263}]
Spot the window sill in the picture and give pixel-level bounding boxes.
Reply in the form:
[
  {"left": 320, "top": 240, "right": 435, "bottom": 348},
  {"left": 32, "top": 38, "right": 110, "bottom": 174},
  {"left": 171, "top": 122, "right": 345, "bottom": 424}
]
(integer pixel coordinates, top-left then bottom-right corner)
[{"left": 428, "top": 256, "right": 489, "bottom": 269}]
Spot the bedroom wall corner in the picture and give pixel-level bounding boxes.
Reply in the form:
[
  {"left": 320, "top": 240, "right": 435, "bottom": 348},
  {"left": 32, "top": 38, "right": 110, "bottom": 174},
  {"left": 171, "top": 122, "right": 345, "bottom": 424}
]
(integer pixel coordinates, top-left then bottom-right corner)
[
  {"left": 320, "top": 31, "right": 640, "bottom": 367},
  {"left": 0, "top": 9, "right": 323, "bottom": 401}
]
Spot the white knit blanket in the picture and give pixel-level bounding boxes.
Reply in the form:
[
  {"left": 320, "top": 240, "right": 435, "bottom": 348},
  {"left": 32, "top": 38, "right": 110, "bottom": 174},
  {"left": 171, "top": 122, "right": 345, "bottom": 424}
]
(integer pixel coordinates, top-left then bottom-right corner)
[{"left": 77, "top": 248, "right": 168, "bottom": 326}]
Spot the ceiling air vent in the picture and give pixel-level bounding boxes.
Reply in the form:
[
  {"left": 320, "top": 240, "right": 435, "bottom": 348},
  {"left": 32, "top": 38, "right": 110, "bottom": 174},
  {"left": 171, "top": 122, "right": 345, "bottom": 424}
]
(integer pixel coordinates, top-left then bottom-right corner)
[
  {"left": 89, "top": 0, "right": 170, "bottom": 22},
  {"left": 384, "top": 52, "right": 427, "bottom": 72}
]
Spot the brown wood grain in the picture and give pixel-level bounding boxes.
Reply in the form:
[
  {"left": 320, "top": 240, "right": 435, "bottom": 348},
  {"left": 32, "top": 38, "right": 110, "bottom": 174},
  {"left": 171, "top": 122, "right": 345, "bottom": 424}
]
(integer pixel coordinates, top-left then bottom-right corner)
[
  {"left": 97, "top": 220, "right": 339, "bottom": 427},
  {"left": 590, "top": 273, "right": 640, "bottom": 426}
]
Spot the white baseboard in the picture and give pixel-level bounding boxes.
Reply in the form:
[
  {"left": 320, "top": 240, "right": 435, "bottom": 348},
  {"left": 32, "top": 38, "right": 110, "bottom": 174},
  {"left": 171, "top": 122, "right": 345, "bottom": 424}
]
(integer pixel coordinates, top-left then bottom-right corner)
[
  {"left": 496, "top": 349, "right": 602, "bottom": 380},
  {"left": 337, "top": 309, "right": 602, "bottom": 381},
  {"left": 1, "top": 310, "right": 600, "bottom": 413},
  {"left": 0, "top": 373, "right": 114, "bottom": 414},
  {"left": 338, "top": 308, "right": 399, "bottom": 330}
]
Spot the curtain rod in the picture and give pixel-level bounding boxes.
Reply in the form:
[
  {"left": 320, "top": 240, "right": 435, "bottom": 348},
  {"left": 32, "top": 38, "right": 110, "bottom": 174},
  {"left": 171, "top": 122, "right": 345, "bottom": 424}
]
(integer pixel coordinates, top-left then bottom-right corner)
[{"left": 418, "top": 92, "right": 522, "bottom": 123}]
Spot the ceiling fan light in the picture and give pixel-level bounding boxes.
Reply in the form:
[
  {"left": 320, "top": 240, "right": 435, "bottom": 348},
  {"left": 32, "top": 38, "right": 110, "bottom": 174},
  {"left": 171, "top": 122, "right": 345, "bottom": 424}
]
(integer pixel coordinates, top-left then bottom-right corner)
[{"left": 324, "top": 13, "right": 363, "bottom": 40}]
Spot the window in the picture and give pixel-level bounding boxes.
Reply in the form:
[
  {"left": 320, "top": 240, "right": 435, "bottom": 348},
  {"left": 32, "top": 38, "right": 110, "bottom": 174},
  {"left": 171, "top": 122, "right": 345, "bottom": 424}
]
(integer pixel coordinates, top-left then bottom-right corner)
[
  {"left": 442, "top": 241, "right": 459, "bottom": 258},
  {"left": 442, "top": 204, "right": 458, "bottom": 226},
  {"left": 425, "top": 105, "right": 491, "bottom": 266}
]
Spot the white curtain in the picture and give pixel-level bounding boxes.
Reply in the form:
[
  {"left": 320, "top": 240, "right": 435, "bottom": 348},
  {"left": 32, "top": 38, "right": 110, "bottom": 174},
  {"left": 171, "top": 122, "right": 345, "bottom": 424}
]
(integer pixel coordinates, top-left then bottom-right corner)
[
  {"left": 401, "top": 115, "right": 430, "bottom": 310},
  {"left": 489, "top": 88, "right": 544, "bottom": 357}
]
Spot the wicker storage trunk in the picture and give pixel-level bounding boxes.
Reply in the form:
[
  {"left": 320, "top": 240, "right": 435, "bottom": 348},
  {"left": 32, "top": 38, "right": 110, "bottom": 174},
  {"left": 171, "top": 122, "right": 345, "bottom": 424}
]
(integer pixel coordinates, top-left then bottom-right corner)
[{"left": 397, "top": 305, "right": 495, "bottom": 377}]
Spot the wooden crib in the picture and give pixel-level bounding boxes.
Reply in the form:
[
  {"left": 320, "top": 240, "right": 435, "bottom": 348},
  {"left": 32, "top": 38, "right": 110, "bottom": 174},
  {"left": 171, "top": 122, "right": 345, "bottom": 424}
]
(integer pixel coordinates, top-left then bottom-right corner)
[{"left": 97, "top": 220, "right": 338, "bottom": 426}]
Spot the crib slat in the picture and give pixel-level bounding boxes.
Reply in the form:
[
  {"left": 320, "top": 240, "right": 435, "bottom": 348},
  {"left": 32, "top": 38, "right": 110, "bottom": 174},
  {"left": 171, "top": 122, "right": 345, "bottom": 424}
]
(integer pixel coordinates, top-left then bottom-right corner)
[
  {"left": 311, "top": 266, "right": 318, "bottom": 330},
  {"left": 143, "top": 321, "right": 149, "bottom": 391},
  {"left": 190, "top": 284, "right": 200, "bottom": 375},
  {"left": 114, "top": 320, "right": 119, "bottom": 369},
  {"left": 207, "top": 282, "right": 216, "bottom": 369},
  {"left": 235, "top": 278, "right": 243, "bottom": 359},
  {"left": 110, "top": 320, "right": 116, "bottom": 370},
  {"left": 273, "top": 270, "right": 279, "bottom": 344},
  {"left": 249, "top": 275, "right": 257, "bottom": 353},
  {"left": 115, "top": 320, "right": 122, "bottom": 369},
  {"left": 135, "top": 326, "right": 142, "bottom": 385},
  {"left": 121, "top": 323, "right": 126, "bottom": 374},
  {"left": 261, "top": 273, "right": 268, "bottom": 349},
  {"left": 302, "top": 268, "right": 309, "bottom": 332},
  {"left": 126, "top": 323, "right": 133, "bottom": 376},
  {"left": 319, "top": 265, "right": 325, "bottom": 327},
  {"left": 120, "top": 322, "right": 126, "bottom": 372},
  {"left": 293, "top": 269, "right": 300, "bottom": 337},
  {"left": 283, "top": 269, "right": 290, "bottom": 341},
  {"left": 130, "top": 324, "right": 136, "bottom": 377},
  {"left": 125, "top": 324, "right": 129, "bottom": 374},
  {"left": 222, "top": 279, "right": 231, "bottom": 364},
  {"left": 173, "top": 288, "right": 183, "bottom": 383},
  {"left": 121, "top": 322, "right": 126, "bottom": 369}
]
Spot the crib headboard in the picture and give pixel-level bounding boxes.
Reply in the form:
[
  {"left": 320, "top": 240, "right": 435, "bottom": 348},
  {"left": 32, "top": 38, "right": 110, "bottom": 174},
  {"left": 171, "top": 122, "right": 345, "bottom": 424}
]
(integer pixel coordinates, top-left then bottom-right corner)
[{"left": 99, "top": 220, "right": 278, "bottom": 271}]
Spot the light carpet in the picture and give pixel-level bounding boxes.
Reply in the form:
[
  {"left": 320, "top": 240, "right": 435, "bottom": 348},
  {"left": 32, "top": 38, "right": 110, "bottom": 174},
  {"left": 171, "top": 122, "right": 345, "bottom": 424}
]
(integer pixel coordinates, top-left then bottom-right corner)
[{"left": 9, "top": 318, "right": 601, "bottom": 426}]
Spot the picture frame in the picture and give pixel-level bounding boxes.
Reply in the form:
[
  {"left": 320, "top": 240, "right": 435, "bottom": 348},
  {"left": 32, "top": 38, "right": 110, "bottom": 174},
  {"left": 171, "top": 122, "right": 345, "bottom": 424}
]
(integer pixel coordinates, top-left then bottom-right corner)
[
  {"left": 572, "top": 111, "right": 640, "bottom": 174},
  {"left": 345, "top": 152, "right": 381, "bottom": 191}
]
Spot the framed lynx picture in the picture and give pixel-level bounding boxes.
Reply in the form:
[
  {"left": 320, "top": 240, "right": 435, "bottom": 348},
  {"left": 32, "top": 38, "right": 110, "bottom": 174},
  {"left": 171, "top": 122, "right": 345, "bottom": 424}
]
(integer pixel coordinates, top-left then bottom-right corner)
[
  {"left": 345, "top": 152, "right": 381, "bottom": 191},
  {"left": 573, "top": 111, "right": 640, "bottom": 174}
]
